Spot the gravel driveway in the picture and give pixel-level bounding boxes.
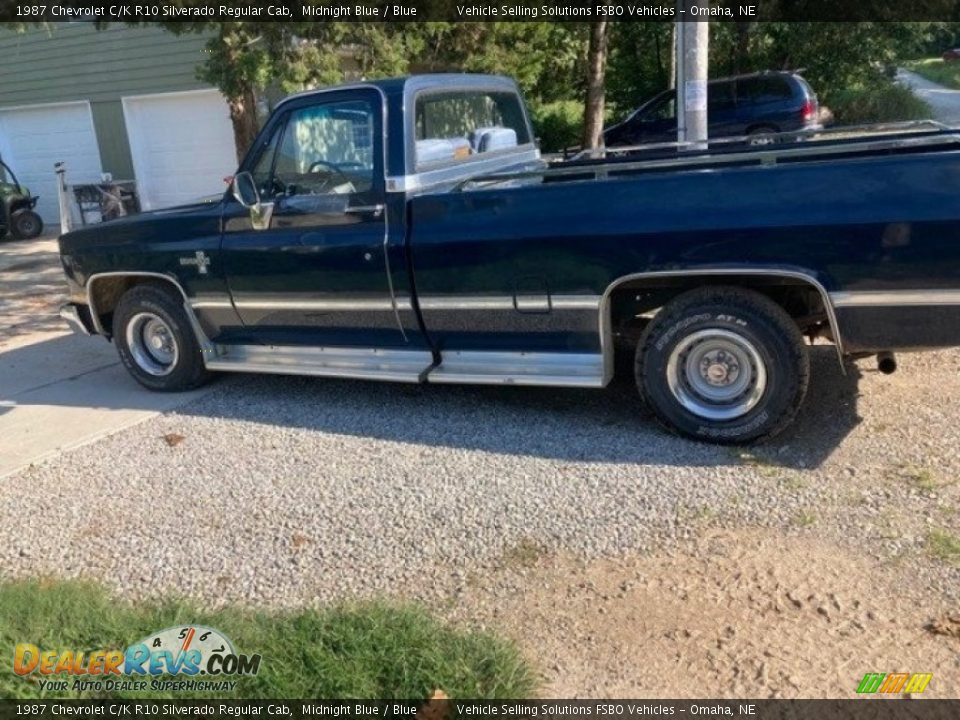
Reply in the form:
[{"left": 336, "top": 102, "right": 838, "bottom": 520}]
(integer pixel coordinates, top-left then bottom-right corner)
[
  {"left": 2, "top": 344, "right": 958, "bottom": 608},
  {"left": 2, "top": 238, "right": 959, "bottom": 697}
]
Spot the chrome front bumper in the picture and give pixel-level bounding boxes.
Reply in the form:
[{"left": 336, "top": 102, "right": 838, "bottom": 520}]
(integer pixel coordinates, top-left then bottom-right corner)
[{"left": 59, "top": 303, "right": 94, "bottom": 336}]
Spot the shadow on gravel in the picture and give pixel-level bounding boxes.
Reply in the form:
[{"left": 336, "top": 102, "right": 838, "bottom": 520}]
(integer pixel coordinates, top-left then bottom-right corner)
[
  {"left": 1, "top": 330, "right": 861, "bottom": 467},
  {"left": 171, "top": 345, "right": 861, "bottom": 470}
]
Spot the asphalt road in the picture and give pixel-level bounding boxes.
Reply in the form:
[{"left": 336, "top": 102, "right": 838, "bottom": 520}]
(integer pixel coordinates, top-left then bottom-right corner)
[{"left": 897, "top": 68, "right": 960, "bottom": 125}]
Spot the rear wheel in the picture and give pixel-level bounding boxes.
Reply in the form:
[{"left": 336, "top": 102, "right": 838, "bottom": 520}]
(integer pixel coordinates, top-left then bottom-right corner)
[
  {"left": 635, "top": 287, "right": 809, "bottom": 444},
  {"left": 10, "top": 209, "right": 43, "bottom": 240},
  {"left": 747, "top": 126, "right": 779, "bottom": 146},
  {"left": 113, "top": 284, "right": 212, "bottom": 392}
]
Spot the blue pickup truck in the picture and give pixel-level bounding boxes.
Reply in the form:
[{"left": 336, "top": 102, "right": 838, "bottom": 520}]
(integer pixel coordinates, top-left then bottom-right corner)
[{"left": 58, "top": 74, "right": 960, "bottom": 443}]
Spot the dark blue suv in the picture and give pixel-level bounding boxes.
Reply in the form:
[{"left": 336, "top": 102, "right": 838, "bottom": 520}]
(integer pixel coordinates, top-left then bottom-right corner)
[{"left": 603, "top": 71, "right": 820, "bottom": 147}]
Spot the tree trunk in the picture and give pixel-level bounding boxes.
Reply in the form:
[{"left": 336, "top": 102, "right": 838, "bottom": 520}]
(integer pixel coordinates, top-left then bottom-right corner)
[
  {"left": 581, "top": 19, "right": 610, "bottom": 150},
  {"left": 228, "top": 87, "right": 259, "bottom": 164},
  {"left": 733, "top": 21, "right": 750, "bottom": 76}
]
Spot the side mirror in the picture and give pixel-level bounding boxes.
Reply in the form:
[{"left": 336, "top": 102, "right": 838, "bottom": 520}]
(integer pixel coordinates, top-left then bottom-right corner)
[
  {"left": 231, "top": 171, "right": 274, "bottom": 231},
  {"left": 231, "top": 171, "right": 260, "bottom": 208}
]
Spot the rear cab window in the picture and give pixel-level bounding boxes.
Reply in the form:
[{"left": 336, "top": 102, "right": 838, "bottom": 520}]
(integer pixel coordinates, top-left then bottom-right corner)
[{"left": 413, "top": 90, "right": 531, "bottom": 170}]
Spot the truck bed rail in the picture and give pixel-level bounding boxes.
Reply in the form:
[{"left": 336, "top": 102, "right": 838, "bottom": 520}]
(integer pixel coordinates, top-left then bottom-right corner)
[{"left": 462, "top": 121, "right": 960, "bottom": 190}]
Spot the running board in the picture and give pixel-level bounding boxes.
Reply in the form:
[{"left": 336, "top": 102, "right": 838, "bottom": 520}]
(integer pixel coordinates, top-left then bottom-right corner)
[
  {"left": 427, "top": 351, "right": 605, "bottom": 387},
  {"left": 205, "top": 346, "right": 605, "bottom": 388},
  {"left": 205, "top": 345, "right": 434, "bottom": 383}
]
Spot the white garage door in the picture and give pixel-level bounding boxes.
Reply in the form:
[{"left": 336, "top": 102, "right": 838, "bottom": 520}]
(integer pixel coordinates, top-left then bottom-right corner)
[
  {"left": 0, "top": 102, "right": 103, "bottom": 226},
  {"left": 123, "top": 89, "right": 238, "bottom": 211}
]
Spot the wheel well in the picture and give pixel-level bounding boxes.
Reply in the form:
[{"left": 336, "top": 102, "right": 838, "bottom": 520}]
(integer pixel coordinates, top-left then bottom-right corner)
[
  {"left": 87, "top": 274, "right": 185, "bottom": 337},
  {"left": 607, "top": 274, "right": 837, "bottom": 349},
  {"left": 746, "top": 124, "right": 779, "bottom": 134},
  {"left": 9, "top": 199, "right": 37, "bottom": 214}
]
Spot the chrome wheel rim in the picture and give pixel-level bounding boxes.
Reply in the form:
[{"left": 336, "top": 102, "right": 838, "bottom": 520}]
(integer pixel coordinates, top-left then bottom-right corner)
[
  {"left": 666, "top": 329, "right": 767, "bottom": 421},
  {"left": 126, "top": 312, "right": 179, "bottom": 377}
]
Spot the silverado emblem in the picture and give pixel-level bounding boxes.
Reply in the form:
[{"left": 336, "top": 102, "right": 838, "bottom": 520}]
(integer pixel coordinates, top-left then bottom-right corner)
[{"left": 179, "top": 251, "right": 211, "bottom": 275}]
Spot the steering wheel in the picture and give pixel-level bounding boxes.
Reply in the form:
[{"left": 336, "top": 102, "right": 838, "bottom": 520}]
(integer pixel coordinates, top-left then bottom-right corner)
[{"left": 307, "top": 160, "right": 353, "bottom": 192}]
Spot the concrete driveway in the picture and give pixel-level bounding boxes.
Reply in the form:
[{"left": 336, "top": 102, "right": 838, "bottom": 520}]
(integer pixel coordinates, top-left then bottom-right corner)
[
  {"left": 0, "top": 237, "right": 211, "bottom": 477},
  {"left": 897, "top": 68, "right": 960, "bottom": 125}
]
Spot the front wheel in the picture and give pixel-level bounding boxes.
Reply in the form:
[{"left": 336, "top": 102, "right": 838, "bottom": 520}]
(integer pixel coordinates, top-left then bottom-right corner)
[
  {"left": 636, "top": 287, "right": 809, "bottom": 444},
  {"left": 11, "top": 209, "right": 43, "bottom": 240},
  {"left": 113, "top": 284, "right": 212, "bottom": 392}
]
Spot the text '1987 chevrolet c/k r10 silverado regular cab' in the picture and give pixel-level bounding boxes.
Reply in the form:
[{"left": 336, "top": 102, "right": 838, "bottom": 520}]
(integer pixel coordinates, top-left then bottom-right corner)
[{"left": 58, "top": 74, "right": 960, "bottom": 444}]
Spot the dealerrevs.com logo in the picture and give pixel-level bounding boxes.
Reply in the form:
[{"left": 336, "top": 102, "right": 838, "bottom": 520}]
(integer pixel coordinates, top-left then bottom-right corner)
[{"left": 14, "top": 626, "right": 261, "bottom": 693}]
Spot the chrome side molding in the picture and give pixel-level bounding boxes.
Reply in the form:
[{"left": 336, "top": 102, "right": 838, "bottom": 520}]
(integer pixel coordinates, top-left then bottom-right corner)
[{"left": 831, "top": 289, "right": 960, "bottom": 307}]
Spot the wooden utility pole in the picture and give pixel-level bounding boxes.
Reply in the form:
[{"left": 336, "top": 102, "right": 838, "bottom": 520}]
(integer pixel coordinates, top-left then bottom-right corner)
[{"left": 676, "top": 4, "right": 709, "bottom": 147}]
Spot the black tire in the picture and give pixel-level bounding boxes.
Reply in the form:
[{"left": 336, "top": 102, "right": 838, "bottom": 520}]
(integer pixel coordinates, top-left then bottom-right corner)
[
  {"left": 112, "top": 284, "right": 212, "bottom": 392},
  {"left": 635, "top": 286, "right": 809, "bottom": 444},
  {"left": 10, "top": 209, "right": 43, "bottom": 240}
]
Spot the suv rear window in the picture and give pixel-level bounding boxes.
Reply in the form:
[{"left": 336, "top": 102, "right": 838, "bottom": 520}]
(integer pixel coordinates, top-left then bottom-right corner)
[
  {"left": 414, "top": 90, "right": 530, "bottom": 169},
  {"left": 736, "top": 77, "right": 794, "bottom": 104}
]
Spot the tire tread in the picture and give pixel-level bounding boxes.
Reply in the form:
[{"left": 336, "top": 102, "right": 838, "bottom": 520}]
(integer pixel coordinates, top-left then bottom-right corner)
[{"left": 636, "top": 286, "right": 810, "bottom": 443}]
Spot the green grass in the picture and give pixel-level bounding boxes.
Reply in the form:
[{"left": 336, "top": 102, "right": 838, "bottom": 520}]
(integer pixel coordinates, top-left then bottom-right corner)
[
  {"left": 927, "top": 530, "right": 960, "bottom": 565},
  {"left": 500, "top": 538, "right": 548, "bottom": 569},
  {"left": 905, "top": 58, "right": 960, "bottom": 90},
  {"left": 889, "top": 464, "right": 940, "bottom": 491},
  {"left": 829, "top": 80, "right": 930, "bottom": 125},
  {"left": 0, "top": 580, "right": 536, "bottom": 700},
  {"left": 794, "top": 510, "right": 817, "bottom": 528}
]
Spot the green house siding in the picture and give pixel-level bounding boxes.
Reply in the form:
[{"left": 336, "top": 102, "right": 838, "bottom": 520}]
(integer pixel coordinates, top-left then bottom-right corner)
[
  {"left": 90, "top": 102, "right": 135, "bottom": 180},
  {"left": 0, "top": 23, "right": 214, "bottom": 178}
]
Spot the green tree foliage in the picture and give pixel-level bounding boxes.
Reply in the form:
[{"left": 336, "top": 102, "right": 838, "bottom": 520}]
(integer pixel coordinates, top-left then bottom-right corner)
[
  {"left": 152, "top": 19, "right": 349, "bottom": 159},
  {"left": 410, "top": 22, "right": 587, "bottom": 105},
  {"left": 606, "top": 23, "right": 676, "bottom": 118},
  {"left": 607, "top": 22, "right": 948, "bottom": 126}
]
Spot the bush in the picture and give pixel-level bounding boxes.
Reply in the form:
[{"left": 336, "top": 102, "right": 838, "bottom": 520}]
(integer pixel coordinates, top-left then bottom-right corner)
[
  {"left": 529, "top": 100, "right": 584, "bottom": 153},
  {"left": 0, "top": 579, "right": 537, "bottom": 699},
  {"left": 828, "top": 80, "right": 931, "bottom": 125}
]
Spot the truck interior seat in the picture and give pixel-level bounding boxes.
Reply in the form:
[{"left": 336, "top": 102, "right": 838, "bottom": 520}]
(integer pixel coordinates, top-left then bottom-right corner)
[
  {"left": 477, "top": 127, "right": 518, "bottom": 153},
  {"left": 415, "top": 137, "right": 473, "bottom": 165}
]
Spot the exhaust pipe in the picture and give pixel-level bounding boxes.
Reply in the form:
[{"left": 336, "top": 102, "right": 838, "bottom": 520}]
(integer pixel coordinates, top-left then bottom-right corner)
[{"left": 877, "top": 351, "right": 897, "bottom": 374}]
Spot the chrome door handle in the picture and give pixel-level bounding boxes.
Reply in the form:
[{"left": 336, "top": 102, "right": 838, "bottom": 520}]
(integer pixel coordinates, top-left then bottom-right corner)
[{"left": 344, "top": 204, "right": 384, "bottom": 218}]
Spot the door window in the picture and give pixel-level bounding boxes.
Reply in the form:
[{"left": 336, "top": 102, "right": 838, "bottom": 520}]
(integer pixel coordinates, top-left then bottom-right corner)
[
  {"left": 250, "top": 122, "right": 283, "bottom": 198},
  {"left": 269, "top": 100, "right": 376, "bottom": 197}
]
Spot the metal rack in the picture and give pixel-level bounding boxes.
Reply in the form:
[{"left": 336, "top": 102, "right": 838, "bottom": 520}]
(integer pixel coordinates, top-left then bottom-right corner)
[
  {"left": 55, "top": 162, "right": 140, "bottom": 233},
  {"left": 461, "top": 121, "right": 960, "bottom": 189}
]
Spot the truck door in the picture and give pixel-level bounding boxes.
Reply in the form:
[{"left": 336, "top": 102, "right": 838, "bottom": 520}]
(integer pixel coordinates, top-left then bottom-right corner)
[{"left": 221, "top": 89, "right": 405, "bottom": 348}]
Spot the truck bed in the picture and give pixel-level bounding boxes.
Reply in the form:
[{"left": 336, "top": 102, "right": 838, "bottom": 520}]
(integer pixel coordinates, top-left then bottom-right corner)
[{"left": 409, "top": 120, "right": 960, "bottom": 360}]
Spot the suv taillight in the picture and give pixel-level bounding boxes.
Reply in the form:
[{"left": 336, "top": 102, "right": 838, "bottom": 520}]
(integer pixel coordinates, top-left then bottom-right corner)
[{"left": 801, "top": 99, "right": 816, "bottom": 124}]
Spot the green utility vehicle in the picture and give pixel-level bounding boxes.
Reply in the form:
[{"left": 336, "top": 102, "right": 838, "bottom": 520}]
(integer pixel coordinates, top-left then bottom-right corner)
[{"left": 0, "top": 159, "right": 43, "bottom": 240}]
